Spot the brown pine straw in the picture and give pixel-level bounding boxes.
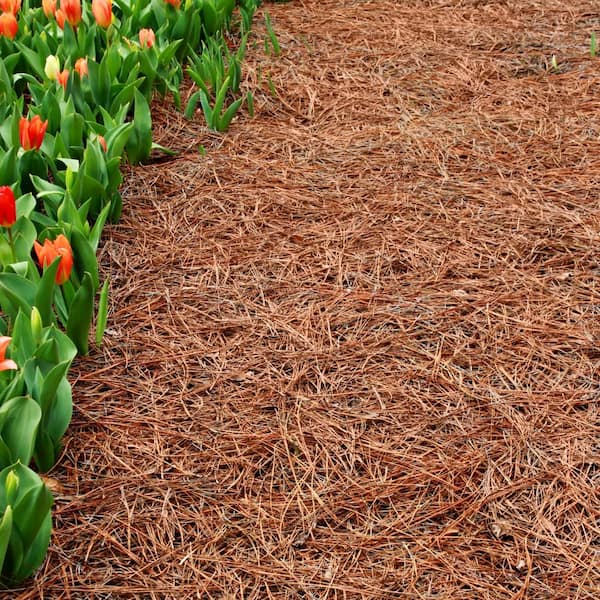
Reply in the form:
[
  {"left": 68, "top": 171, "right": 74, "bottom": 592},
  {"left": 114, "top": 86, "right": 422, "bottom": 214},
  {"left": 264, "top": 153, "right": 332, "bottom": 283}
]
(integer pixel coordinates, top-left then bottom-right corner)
[{"left": 13, "top": 0, "right": 600, "bottom": 597}]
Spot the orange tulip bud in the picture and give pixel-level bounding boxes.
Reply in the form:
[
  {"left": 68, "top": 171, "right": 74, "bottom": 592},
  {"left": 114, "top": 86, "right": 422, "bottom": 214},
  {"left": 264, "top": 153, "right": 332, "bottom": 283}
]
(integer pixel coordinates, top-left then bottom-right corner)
[
  {"left": 57, "top": 69, "right": 69, "bottom": 89},
  {"left": 33, "top": 234, "right": 73, "bottom": 285},
  {"left": 0, "top": 12, "right": 18, "bottom": 39},
  {"left": 97, "top": 135, "right": 107, "bottom": 152},
  {"left": 0, "top": 186, "right": 16, "bottom": 228},
  {"left": 19, "top": 115, "right": 48, "bottom": 151},
  {"left": 0, "top": 337, "right": 17, "bottom": 372},
  {"left": 58, "top": 0, "right": 80, "bottom": 27},
  {"left": 74, "top": 57, "right": 88, "bottom": 77},
  {"left": 92, "top": 0, "right": 111, "bottom": 27},
  {"left": 42, "top": 0, "right": 56, "bottom": 17},
  {"left": 164, "top": 0, "right": 180, "bottom": 7},
  {"left": 138, "top": 28, "right": 155, "bottom": 49},
  {"left": 0, "top": 0, "right": 20, "bottom": 15}
]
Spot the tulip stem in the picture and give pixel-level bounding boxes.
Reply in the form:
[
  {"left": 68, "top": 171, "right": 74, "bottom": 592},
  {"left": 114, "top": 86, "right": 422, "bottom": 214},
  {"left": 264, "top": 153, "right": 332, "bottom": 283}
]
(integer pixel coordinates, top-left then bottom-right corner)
[{"left": 6, "top": 228, "right": 16, "bottom": 264}]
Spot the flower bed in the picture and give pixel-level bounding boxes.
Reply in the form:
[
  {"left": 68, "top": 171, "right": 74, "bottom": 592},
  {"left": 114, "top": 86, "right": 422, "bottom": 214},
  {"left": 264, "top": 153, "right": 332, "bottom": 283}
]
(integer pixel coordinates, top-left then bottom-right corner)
[{"left": 0, "top": 0, "right": 258, "bottom": 584}]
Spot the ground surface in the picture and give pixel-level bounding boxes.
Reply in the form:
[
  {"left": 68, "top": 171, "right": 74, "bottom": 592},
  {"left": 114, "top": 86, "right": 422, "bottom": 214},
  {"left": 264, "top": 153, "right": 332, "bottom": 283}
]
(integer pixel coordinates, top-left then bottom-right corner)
[{"left": 15, "top": 0, "right": 600, "bottom": 598}]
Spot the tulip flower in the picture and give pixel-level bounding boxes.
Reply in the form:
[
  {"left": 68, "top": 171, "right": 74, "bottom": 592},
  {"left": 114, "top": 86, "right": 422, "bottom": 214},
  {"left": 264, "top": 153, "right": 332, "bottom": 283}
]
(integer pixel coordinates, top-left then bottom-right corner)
[
  {"left": 92, "top": 0, "right": 111, "bottom": 27},
  {"left": 57, "top": 69, "right": 69, "bottom": 89},
  {"left": 44, "top": 54, "right": 60, "bottom": 80},
  {"left": 0, "top": 337, "right": 17, "bottom": 372},
  {"left": 42, "top": 0, "right": 56, "bottom": 17},
  {"left": 34, "top": 234, "right": 73, "bottom": 285},
  {"left": 0, "top": 12, "right": 18, "bottom": 39},
  {"left": 55, "top": 7, "right": 64, "bottom": 27},
  {"left": 19, "top": 115, "right": 48, "bottom": 151},
  {"left": 58, "top": 0, "right": 80, "bottom": 28},
  {"left": 97, "top": 135, "right": 107, "bottom": 152},
  {"left": 74, "top": 57, "right": 88, "bottom": 77},
  {"left": 164, "top": 0, "right": 180, "bottom": 7},
  {"left": 0, "top": 187, "right": 16, "bottom": 228},
  {"left": 0, "top": 0, "right": 20, "bottom": 15},
  {"left": 138, "top": 28, "right": 155, "bottom": 49}
]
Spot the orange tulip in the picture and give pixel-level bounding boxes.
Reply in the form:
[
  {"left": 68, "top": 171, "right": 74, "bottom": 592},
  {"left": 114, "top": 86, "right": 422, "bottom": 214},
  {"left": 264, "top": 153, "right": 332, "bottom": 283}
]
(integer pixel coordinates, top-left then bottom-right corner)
[
  {"left": 97, "top": 135, "right": 107, "bottom": 152},
  {"left": 164, "top": 0, "right": 180, "bottom": 7},
  {"left": 138, "top": 28, "right": 155, "bottom": 49},
  {"left": 57, "top": 69, "right": 69, "bottom": 89},
  {"left": 74, "top": 57, "right": 88, "bottom": 77},
  {"left": 0, "top": 0, "right": 20, "bottom": 15},
  {"left": 19, "top": 115, "right": 48, "bottom": 151},
  {"left": 92, "top": 0, "right": 111, "bottom": 27},
  {"left": 55, "top": 7, "right": 64, "bottom": 27},
  {"left": 0, "top": 12, "right": 18, "bottom": 39},
  {"left": 0, "top": 187, "right": 16, "bottom": 228},
  {"left": 42, "top": 0, "right": 56, "bottom": 17},
  {"left": 58, "top": 0, "right": 80, "bottom": 27},
  {"left": 0, "top": 337, "right": 17, "bottom": 372},
  {"left": 33, "top": 234, "right": 73, "bottom": 285}
]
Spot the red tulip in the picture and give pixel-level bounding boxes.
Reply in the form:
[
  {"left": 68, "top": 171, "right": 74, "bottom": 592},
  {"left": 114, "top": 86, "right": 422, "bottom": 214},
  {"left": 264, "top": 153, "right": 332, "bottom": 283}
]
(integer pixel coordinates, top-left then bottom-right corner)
[
  {"left": 92, "top": 0, "right": 111, "bottom": 27},
  {"left": 0, "top": 12, "right": 18, "bottom": 39},
  {"left": 19, "top": 115, "right": 48, "bottom": 151},
  {"left": 33, "top": 234, "right": 73, "bottom": 285},
  {"left": 0, "top": 0, "right": 20, "bottom": 15},
  {"left": 42, "top": 0, "right": 56, "bottom": 17},
  {"left": 164, "top": 0, "right": 180, "bottom": 7},
  {"left": 0, "top": 187, "right": 16, "bottom": 228},
  {"left": 138, "top": 28, "right": 155, "bottom": 49},
  {"left": 58, "top": 0, "right": 80, "bottom": 27},
  {"left": 74, "top": 57, "right": 88, "bottom": 77},
  {"left": 57, "top": 69, "right": 69, "bottom": 89},
  {"left": 0, "top": 337, "right": 17, "bottom": 372}
]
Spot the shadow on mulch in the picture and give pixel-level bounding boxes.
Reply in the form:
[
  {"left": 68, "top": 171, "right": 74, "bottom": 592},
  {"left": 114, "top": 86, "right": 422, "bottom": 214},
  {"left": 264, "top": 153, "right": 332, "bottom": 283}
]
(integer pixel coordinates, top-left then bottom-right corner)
[{"left": 15, "top": 0, "right": 600, "bottom": 598}]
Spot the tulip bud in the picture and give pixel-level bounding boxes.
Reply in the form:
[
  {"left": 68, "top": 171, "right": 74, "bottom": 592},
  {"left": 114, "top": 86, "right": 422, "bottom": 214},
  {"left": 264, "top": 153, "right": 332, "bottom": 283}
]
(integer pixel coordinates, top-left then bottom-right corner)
[
  {"left": 44, "top": 54, "right": 60, "bottom": 80},
  {"left": 164, "top": 0, "right": 180, "bottom": 8},
  {"left": 138, "top": 28, "right": 155, "bottom": 49},
  {"left": 74, "top": 57, "right": 88, "bottom": 77},
  {"left": 34, "top": 234, "right": 73, "bottom": 285},
  {"left": 0, "top": 12, "right": 18, "bottom": 39},
  {"left": 0, "top": 337, "right": 17, "bottom": 371},
  {"left": 0, "top": 186, "right": 16, "bottom": 228},
  {"left": 19, "top": 115, "right": 48, "bottom": 151},
  {"left": 5, "top": 470, "right": 18, "bottom": 505},
  {"left": 31, "top": 306, "right": 43, "bottom": 344},
  {"left": 58, "top": 0, "right": 80, "bottom": 27},
  {"left": 92, "top": 0, "right": 111, "bottom": 28},
  {"left": 0, "top": 0, "right": 21, "bottom": 15},
  {"left": 57, "top": 69, "right": 69, "bottom": 89},
  {"left": 97, "top": 134, "right": 107, "bottom": 152},
  {"left": 42, "top": 0, "right": 56, "bottom": 17}
]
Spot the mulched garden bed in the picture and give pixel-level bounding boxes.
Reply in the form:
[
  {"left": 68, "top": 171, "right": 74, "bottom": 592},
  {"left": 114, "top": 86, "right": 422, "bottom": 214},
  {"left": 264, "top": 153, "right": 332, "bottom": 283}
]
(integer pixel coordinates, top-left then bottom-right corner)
[{"left": 17, "top": 0, "right": 600, "bottom": 597}]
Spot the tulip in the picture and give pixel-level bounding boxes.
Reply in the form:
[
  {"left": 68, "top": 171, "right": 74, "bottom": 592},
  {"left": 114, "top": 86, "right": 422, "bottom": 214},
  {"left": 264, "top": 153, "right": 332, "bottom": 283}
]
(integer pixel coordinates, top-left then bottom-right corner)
[
  {"left": 164, "top": 0, "right": 180, "bottom": 7},
  {"left": 138, "top": 28, "right": 155, "bottom": 49},
  {"left": 0, "top": 12, "right": 18, "bottom": 39},
  {"left": 92, "top": 0, "right": 111, "bottom": 27},
  {"left": 97, "top": 135, "right": 107, "bottom": 152},
  {"left": 19, "top": 115, "right": 48, "bottom": 151},
  {"left": 42, "top": 0, "right": 56, "bottom": 17},
  {"left": 74, "top": 57, "right": 88, "bottom": 77},
  {"left": 0, "top": 337, "right": 17, "bottom": 371},
  {"left": 58, "top": 0, "right": 80, "bottom": 27},
  {"left": 0, "top": 0, "right": 20, "bottom": 15},
  {"left": 44, "top": 54, "right": 60, "bottom": 80},
  {"left": 55, "top": 7, "right": 64, "bottom": 27},
  {"left": 0, "top": 187, "right": 16, "bottom": 228},
  {"left": 33, "top": 234, "right": 73, "bottom": 285},
  {"left": 57, "top": 69, "right": 69, "bottom": 89}
]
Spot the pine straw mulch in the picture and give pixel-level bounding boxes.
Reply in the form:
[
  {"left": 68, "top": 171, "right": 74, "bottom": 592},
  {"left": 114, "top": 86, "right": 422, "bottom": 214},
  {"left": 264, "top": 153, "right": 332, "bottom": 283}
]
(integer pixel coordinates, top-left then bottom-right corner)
[{"left": 14, "top": 0, "right": 600, "bottom": 597}]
